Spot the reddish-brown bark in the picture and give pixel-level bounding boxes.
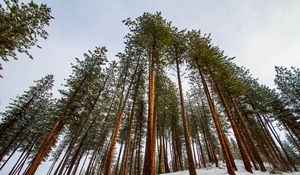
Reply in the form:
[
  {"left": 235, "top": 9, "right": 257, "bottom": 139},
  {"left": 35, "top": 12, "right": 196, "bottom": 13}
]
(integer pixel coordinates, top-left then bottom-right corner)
[
  {"left": 122, "top": 103, "right": 135, "bottom": 175},
  {"left": 213, "top": 79, "right": 252, "bottom": 173},
  {"left": 163, "top": 134, "right": 170, "bottom": 173},
  {"left": 175, "top": 56, "right": 196, "bottom": 175},
  {"left": 25, "top": 119, "right": 64, "bottom": 175},
  {"left": 143, "top": 55, "right": 156, "bottom": 175},
  {"left": 231, "top": 97, "right": 267, "bottom": 171},
  {"left": 197, "top": 63, "right": 235, "bottom": 175}
]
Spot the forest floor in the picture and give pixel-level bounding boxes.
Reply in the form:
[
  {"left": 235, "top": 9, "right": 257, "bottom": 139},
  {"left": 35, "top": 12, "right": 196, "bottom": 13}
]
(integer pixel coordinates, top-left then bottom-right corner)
[{"left": 162, "top": 160, "right": 300, "bottom": 175}]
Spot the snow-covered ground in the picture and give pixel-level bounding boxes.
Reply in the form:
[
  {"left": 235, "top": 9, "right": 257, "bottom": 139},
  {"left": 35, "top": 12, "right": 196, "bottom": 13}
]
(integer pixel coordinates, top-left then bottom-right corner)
[{"left": 162, "top": 160, "right": 300, "bottom": 175}]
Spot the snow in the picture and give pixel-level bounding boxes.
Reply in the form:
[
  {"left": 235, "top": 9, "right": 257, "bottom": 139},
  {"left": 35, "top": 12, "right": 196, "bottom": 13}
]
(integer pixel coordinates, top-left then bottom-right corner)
[{"left": 162, "top": 160, "right": 300, "bottom": 175}]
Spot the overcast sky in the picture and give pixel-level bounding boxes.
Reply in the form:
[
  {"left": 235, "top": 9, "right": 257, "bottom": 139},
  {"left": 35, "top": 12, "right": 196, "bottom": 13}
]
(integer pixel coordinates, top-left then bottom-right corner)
[
  {"left": 1, "top": 0, "right": 300, "bottom": 113},
  {"left": 1, "top": 1, "right": 300, "bottom": 174}
]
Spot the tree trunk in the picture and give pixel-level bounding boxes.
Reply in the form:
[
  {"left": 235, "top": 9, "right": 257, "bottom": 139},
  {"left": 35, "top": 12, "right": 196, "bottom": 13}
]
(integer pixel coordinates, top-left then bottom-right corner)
[
  {"left": 158, "top": 130, "right": 163, "bottom": 174},
  {"left": 85, "top": 148, "right": 97, "bottom": 175},
  {"left": 123, "top": 101, "right": 137, "bottom": 175},
  {"left": 56, "top": 125, "right": 83, "bottom": 175},
  {"left": 119, "top": 120, "right": 129, "bottom": 175},
  {"left": 15, "top": 150, "right": 31, "bottom": 175},
  {"left": 175, "top": 121, "right": 184, "bottom": 170},
  {"left": 171, "top": 126, "right": 177, "bottom": 171},
  {"left": 196, "top": 63, "right": 235, "bottom": 175},
  {"left": 67, "top": 71, "right": 110, "bottom": 174},
  {"left": 46, "top": 148, "right": 64, "bottom": 175},
  {"left": 283, "top": 122, "right": 300, "bottom": 152},
  {"left": 16, "top": 137, "right": 38, "bottom": 175},
  {"left": 25, "top": 65, "right": 97, "bottom": 175},
  {"left": 197, "top": 87, "right": 218, "bottom": 167},
  {"left": 0, "top": 142, "right": 21, "bottom": 171},
  {"left": 189, "top": 104, "right": 206, "bottom": 168},
  {"left": 0, "top": 112, "right": 36, "bottom": 160},
  {"left": 12, "top": 137, "right": 37, "bottom": 175},
  {"left": 53, "top": 144, "right": 72, "bottom": 175},
  {"left": 70, "top": 149, "right": 84, "bottom": 175},
  {"left": 175, "top": 56, "right": 196, "bottom": 175},
  {"left": 0, "top": 94, "right": 37, "bottom": 138},
  {"left": 78, "top": 152, "right": 89, "bottom": 175},
  {"left": 24, "top": 119, "right": 63, "bottom": 175},
  {"left": 143, "top": 52, "right": 156, "bottom": 175},
  {"left": 129, "top": 122, "right": 138, "bottom": 175},
  {"left": 136, "top": 129, "right": 142, "bottom": 175},
  {"left": 192, "top": 139, "right": 198, "bottom": 168},
  {"left": 171, "top": 127, "right": 178, "bottom": 171},
  {"left": 104, "top": 61, "right": 139, "bottom": 175},
  {"left": 201, "top": 119, "right": 213, "bottom": 163},
  {"left": 8, "top": 148, "right": 27, "bottom": 175},
  {"left": 213, "top": 80, "right": 252, "bottom": 173},
  {"left": 114, "top": 141, "right": 124, "bottom": 175},
  {"left": 265, "top": 117, "right": 297, "bottom": 171},
  {"left": 163, "top": 133, "right": 170, "bottom": 173},
  {"left": 136, "top": 108, "right": 143, "bottom": 175},
  {"left": 66, "top": 133, "right": 88, "bottom": 175},
  {"left": 256, "top": 113, "right": 288, "bottom": 171},
  {"left": 239, "top": 128, "right": 259, "bottom": 170},
  {"left": 231, "top": 97, "right": 266, "bottom": 171}
]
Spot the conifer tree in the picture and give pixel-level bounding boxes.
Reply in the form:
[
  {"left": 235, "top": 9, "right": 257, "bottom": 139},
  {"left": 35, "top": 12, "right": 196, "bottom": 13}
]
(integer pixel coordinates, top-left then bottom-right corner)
[
  {"left": 123, "top": 12, "right": 172, "bottom": 175},
  {"left": 274, "top": 66, "right": 300, "bottom": 139},
  {"left": 25, "top": 47, "right": 108, "bottom": 175},
  {"left": 0, "top": 0, "right": 52, "bottom": 72},
  {"left": 0, "top": 75, "right": 54, "bottom": 160},
  {"left": 1, "top": 11, "right": 300, "bottom": 175},
  {"left": 187, "top": 30, "right": 236, "bottom": 175},
  {"left": 167, "top": 29, "right": 196, "bottom": 175},
  {"left": 103, "top": 46, "right": 143, "bottom": 174}
]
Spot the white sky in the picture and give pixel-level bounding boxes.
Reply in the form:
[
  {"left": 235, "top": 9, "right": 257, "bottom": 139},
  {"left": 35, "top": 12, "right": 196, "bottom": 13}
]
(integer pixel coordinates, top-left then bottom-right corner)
[
  {"left": 1, "top": 1, "right": 300, "bottom": 174},
  {"left": 1, "top": 0, "right": 300, "bottom": 112}
]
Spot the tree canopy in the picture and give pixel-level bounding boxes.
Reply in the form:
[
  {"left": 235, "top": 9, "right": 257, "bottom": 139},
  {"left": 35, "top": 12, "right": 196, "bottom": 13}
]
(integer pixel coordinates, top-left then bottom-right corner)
[
  {"left": 0, "top": 0, "right": 52, "bottom": 72},
  {"left": 0, "top": 11, "right": 299, "bottom": 175}
]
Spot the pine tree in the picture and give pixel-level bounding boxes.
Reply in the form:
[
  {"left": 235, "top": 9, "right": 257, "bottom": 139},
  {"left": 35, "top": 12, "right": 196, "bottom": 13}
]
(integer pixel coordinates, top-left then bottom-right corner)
[
  {"left": 0, "top": 0, "right": 53, "bottom": 72},
  {"left": 103, "top": 46, "right": 143, "bottom": 174},
  {"left": 187, "top": 30, "right": 236, "bottom": 175},
  {"left": 2, "top": 11, "right": 299, "bottom": 175},
  {"left": 0, "top": 75, "right": 54, "bottom": 161},
  {"left": 25, "top": 47, "right": 108, "bottom": 175},
  {"left": 123, "top": 12, "right": 172, "bottom": 175},
  {"left": 167, "top": 29, "right": 196, "bottom": 175},
  {"left": 274, "top": 66, "right": 300, "bottom": 140}
]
